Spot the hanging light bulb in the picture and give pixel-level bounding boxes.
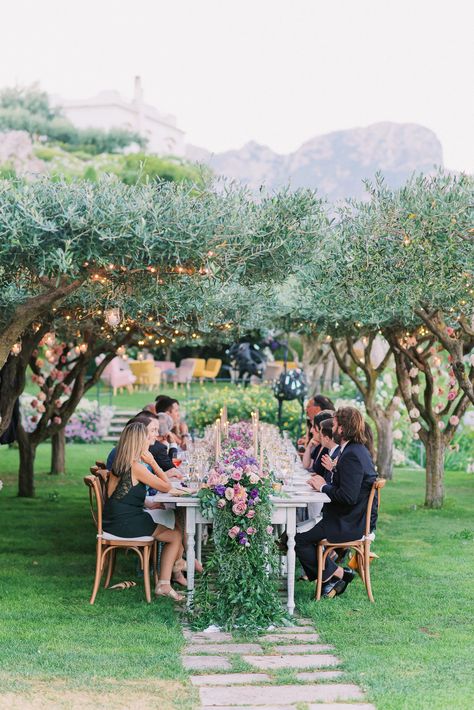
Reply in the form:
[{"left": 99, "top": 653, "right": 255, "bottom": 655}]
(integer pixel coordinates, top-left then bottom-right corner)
[
  {"left": 104, "top": 307, "right": 121, "bottom": 327},
  {"left": 79, "top": 343, "right": 88, "bottom": 353}
]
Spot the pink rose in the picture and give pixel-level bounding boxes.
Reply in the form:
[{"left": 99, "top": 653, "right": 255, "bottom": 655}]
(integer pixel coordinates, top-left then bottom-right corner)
[
  {"left": 246, "top": 527, "right": 256, "bottom": 535},
  {"left": 36, "top": 358, "right": 44, "bottom": 368},
  {"left": 54, "top": 399, "right": 62, "bottom": 408},
  {"left": 53, "top": 416, "right": 61, "bottom": 425},
  {"left": 246, "top": 510, "right": 256, "bottom": 519},
  {"left": 31, "top": 374, "right": 38, "bottom": 384},
  {"left": 231, "top": 470, "right": 242, "bottom": 481},
  {"left": 446, "top": 328, "right": 454, "bottom": 337},
  {"left": 37, "top": 392, "right": 46, "bottom": 402},
  {"left": 60, "top": 356, "right": 67, "bottom": 364},
  {"left": 266, "top": 525, "right": 273, "bottom": 534},
  {"left": 37, "top": 403, "right": 46, "bottom": 413},
  {"left": 249, "top": 473, "right": 260, "bottom": 484},
  {"left": 228, "top": 526, "right": 240, "bottom": 539},
  {"left": 447, "top": 391, "right": 456, "bottom": 401},
  {"left": 225, "top": 487, "right": 235, "bottom": 501},
  {"left": 37, "top": 376, "right": 45, "bottom": 386},
  {"left": 30, "top": 399, "right": 38, "bottom": 408},
  {"left": 63, "top": 386, "right": 72, "bottom": 396},
  {"left": 232, "top": 501, "right": 247, "bottom": 515},
  {"left": 217, "top": 499, "right": 226, "bottom": 508},
  {"left": 449, "top": 415, "right": 460, "bottom": 426}
]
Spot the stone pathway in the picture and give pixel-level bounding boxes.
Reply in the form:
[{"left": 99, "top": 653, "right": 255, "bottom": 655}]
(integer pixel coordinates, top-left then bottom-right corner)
[{"left": 182, "top": 618, "right": 375, "bottom": 709}]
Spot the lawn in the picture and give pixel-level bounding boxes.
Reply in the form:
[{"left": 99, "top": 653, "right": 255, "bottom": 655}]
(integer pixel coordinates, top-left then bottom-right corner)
[{"left": 1, "top": 442, "right": 473, "bottom": 709}]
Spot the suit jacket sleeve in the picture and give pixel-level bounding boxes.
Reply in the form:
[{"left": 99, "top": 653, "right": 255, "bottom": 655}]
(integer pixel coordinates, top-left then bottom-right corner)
[
  {"left": 322, "top": 449, "right": 365, "bottom": 506},
  {"left": 149, "top": 443, "right": 175, "bottom": 472}
]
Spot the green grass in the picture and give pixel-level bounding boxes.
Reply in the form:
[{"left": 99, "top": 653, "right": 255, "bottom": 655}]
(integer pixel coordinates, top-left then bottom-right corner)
[
  {"left": 296, "top": 467, "right": 474, "bottom": 710},
  {"left": 1, "top": 443, "right": 474, "bottom": 709},
  {"left": 0, "top": 443, "right": 196, "bottom": 708}
]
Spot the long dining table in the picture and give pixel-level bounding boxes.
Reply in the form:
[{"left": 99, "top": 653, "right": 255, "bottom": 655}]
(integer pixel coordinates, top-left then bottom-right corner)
[{"left": 154, "top": 459, "right": 329, "bottom": 615}]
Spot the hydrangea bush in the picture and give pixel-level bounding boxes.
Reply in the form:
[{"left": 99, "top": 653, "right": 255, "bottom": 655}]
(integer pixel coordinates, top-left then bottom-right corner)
[
  {"left": 193, "top": 422, "right": 285, "bottom": 631},
  {"left": 20, "top": 394, "right": 114, "bottom": 443}
]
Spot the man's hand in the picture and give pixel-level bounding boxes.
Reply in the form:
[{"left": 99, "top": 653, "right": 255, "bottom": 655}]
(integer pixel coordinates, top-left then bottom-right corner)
[
  {"left": 310, "top": 474, "right": 326, "bottom": 492},
  {"left": 321, "top": 454, "right": 336, "bottom": 471}
]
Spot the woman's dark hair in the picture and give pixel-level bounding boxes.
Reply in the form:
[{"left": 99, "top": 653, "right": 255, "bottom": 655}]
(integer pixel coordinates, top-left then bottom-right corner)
[
  {"left": 313, "top": 395, "right": 335, "bottom": 411},
  {"left": 320, "top": 418, "right": 334, "bottom": 438},
  {"left": 333, "top": 406, "right": 367, "bottom": 444},
  {"left": 313, "top": 409, "right": 335, "bottom": 430},
  {"left": 364, "top": 421, "right": 376, "bottom": 460},
  {"left": 126, "top": 412, "right": 155, "bottom": 427},
  {"left": 155, "top": 395, "right": 179, "bottom": 414}
]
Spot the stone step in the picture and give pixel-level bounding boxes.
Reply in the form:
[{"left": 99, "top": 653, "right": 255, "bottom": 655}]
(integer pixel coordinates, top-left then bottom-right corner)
[
  {"left": 264, "top": 626, "right": 315, "bottom": 634},
  {"left": 259, "top": 633, "right": 321, "bottom": 643},
  {"left": 184, "top": 631, "right": 233, "bottom": 642},
  {"left": 270, "top": 644, "right": 334, "bottom": 654},
  {"left": 201, "top": 705, "right": 375, "bottom": 710},
  {"left": 186, "top": 643, "right": 263, "bottom": 655},
  {"left": 242, "top": 654, "right": 340, "bottom": 670},
  {"left": 191, "top": 673, "right": 271, "bottom": 686},
  {"left": 296, "top": 670, "right": 344, "bottom": 681},
  {"left": 103, "top": 436, "right": 118, "bottom": 442},
  {"left": 183, "top": 655, "right": 231, "bottom": 671},
  {"left": 199, "top": 683, "right": 365, "bottom": 707}
]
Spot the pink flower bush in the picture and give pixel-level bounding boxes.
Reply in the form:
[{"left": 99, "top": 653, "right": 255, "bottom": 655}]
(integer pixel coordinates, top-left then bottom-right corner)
[
  {"left": 246, "top": 509, "right": 256, "bottom": 519},
  {"left": 228, "top": 526, "right": 240, "bottom": 539},
  {"left": 447, "top": 390, "right": 457, "bottom": 401},
  {"left": 449, "top": 415, "right": 460, "bottom": 426},
  {"left": 266, "top": 525, "right": 273, "bottom": 534},
  {"left": 246, "top": 527, "right": 256, "bottom": 535}
]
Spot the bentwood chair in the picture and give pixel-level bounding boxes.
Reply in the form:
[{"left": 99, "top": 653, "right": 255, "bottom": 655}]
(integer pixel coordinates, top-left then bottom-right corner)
[
  {"left": 84, "top": 474, "right": 158, "bottom": 604},
  {"left": 315, "top": 478, "right": 386, "bottom": 602}
]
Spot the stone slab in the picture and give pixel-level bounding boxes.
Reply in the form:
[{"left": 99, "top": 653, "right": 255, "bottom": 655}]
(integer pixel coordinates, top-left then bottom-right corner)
[
  {"left": 186, "top": 643, "right": 263, "bottom": 655},
  {"left": 242, "top": 654, "right": 340, "bottom": 670},
  {"left": 259, "top": 633, "right": 321, "bottom": 643},
  {"left": 191, "top": 673, "right": 271, "bottom": 686},
  {"left": 201, "top": 706, "right": 375, "bottom": 710},
  {"left": 271, "top": 644, "right": 334, "bottom": 654},
  {"left": 268, "top": 626, "right": 314, "bottom": 634},
  {"left": 182, "top": 655, "right": 231, "bottom": 671},
  {"left": 186, "top": 631, "right": 234, "bottom": 642},
  {"left": 296, "top": 670, "right": 344, "bottom": 681},
  {"left": 199, "top": 683, "right": 364, "bottom": 706}
]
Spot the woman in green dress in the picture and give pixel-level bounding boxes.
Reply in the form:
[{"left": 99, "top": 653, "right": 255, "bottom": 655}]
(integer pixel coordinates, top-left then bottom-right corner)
[{"left": 103, "top": 421, "right": 184, "bottom": 601}]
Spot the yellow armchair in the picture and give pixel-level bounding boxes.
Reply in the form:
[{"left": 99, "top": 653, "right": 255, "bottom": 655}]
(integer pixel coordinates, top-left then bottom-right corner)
[
  {"left": 202, "top": 358, "right": 222, "bottom": 380},
  {"left": 129, "top": 360, "right": 161, "bottom": 391},
  {"left": 274, "top": 360, "right": 298, "bottom": 370},
  {"left": 192, "top": 358, "right": 207, "bottom": 379}
]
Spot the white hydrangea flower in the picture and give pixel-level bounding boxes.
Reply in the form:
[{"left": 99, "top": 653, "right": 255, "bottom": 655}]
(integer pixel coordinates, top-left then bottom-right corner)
[
  {"left": 409, "top": 408, "right": 420, "bottom": 419},
  {"left": 410, "top": 422, "right": 421, "bottom": 433},
  {"left": 393, "top": 429, "right": 403, "bottom": 440},
  {"left": 393, "top": 396, "right": 402, "bottom": 407},
  {"left": 409, "top": 367, "right": 419, "bottom": 378},
  {"left": 393, "top": 411, "right": 401, "bottom": 421},
  {"left": 411, "top": 384, "right": 420, "bottom": 394}
]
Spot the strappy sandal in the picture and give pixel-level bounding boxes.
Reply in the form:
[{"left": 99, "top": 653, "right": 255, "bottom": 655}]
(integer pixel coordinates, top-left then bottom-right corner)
[
  {"left": 155, "top": 582, "right": 185, "bottom": 602},
  {"left": 109, "top": 581, "right": 137, "bottom": 590}
]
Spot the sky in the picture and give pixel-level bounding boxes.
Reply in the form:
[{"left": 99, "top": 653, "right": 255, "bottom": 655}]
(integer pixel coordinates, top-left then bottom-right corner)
[{"left": 1, "top": 0, "right": 473, "bottom": 172}]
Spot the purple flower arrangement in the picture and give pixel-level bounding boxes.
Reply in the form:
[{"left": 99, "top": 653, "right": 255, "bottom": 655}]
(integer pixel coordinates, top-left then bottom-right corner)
[{"left": 200, "top": 422, "right": 273, "bottom": 548}]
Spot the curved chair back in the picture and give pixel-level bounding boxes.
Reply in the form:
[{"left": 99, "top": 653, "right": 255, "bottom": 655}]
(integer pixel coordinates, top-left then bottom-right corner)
[
  {"left": 193, "top": 359, "right": 206, "bottom": 378},
  {"left": 84, "top": 474, "right": 104, "bottom": 533},
  {"left": 365, "top": 478, "right": 386, "bottom": 537}
]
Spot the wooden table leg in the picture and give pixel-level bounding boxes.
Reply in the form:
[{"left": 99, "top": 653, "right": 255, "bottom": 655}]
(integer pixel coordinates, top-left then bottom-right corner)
[{"left": 286, "top": 506, "right": 297, "bottom": 616}]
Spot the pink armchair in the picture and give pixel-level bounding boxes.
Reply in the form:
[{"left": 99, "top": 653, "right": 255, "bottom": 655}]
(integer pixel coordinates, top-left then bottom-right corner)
[
  {"left": 98, "top": 356, "right": 136, "bottom": 396},
  {"left": 171, "top": 358, "right": 197, "bottom": 388}
]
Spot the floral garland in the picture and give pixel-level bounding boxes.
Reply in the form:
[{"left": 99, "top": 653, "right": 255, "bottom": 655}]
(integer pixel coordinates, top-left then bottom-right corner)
[{"left": 194, "top": 422, "right": 286, "bottom": 631}]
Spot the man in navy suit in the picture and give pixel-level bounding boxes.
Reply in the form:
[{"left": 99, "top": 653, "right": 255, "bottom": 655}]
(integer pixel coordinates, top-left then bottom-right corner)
[{"left": 295, "top": 406, "right": 378, "bottom": 598}]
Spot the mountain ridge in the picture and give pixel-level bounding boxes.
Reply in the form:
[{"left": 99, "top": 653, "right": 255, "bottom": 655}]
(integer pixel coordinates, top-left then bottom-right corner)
[{"left": 186, "top": 121, "right": 443, "bottom": 200}]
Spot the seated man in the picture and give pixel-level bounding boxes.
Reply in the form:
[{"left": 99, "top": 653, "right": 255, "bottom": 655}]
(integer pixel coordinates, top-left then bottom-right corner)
[
  {"left": 295, "top": 406, "right": 377, "bottom": 598},
  {"left": 298, "top": 395, "right": 335, "bottom": 449},
  {"left": 155, "top": 395, "right": 190, "bottom": 450}
]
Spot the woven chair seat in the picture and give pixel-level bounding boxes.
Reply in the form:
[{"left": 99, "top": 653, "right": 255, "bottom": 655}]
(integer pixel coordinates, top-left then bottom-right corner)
[{"left": 98, "top": 532, "right": 155, "bottom": 542}]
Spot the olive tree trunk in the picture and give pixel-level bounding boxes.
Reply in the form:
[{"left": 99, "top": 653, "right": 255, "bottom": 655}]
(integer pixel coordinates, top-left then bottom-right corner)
[
  {"left": 50, "top": 429, "right": 66, "bottom": 475},
  {"left": 423, "top": 429, "right": 446, "bottom": 509},
  {"left": 373, "top": 412, "right": 394, "bottom": 480},
  {"left": 17, "top": 423, "right": 37, "bottom": 498}
]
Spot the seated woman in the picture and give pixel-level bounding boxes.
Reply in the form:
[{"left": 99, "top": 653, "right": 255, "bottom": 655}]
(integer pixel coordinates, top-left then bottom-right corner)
[
  {"left": 103, "top": 422, "right": 184, "bottom": 601},
  {"left": 295, "top": 406, "right": 377, "bottom": 598}
]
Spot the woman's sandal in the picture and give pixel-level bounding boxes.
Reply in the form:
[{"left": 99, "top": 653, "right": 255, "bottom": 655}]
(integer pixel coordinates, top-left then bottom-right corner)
[
  {"left": 155, "top": 582, "right": 185, "bottom": 601},
  {"left": 172, "top": 572, "right": 187, "bottom": 587}
]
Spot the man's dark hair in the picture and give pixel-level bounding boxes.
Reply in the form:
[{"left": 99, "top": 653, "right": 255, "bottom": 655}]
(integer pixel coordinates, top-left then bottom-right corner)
[
  {"left": 155, "top": 395, "right": 179, "bottom": 414},
  {"left": 334, "top": 406, "right": 366, "bottom": 444},
  {"left": 313, "top": 409, "right": 334, "bottom": 430},
  {"left": 320, "top": 418, "right": 334, "bottom": 438},
  {"left": 313, "top": 395, "right": 335, "bottom": 411}
]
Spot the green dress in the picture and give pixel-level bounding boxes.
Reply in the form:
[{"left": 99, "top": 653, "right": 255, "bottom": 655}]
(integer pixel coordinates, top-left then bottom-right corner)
[{"left": 102, "top": 467, "right": 156, "bottom": 538}]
